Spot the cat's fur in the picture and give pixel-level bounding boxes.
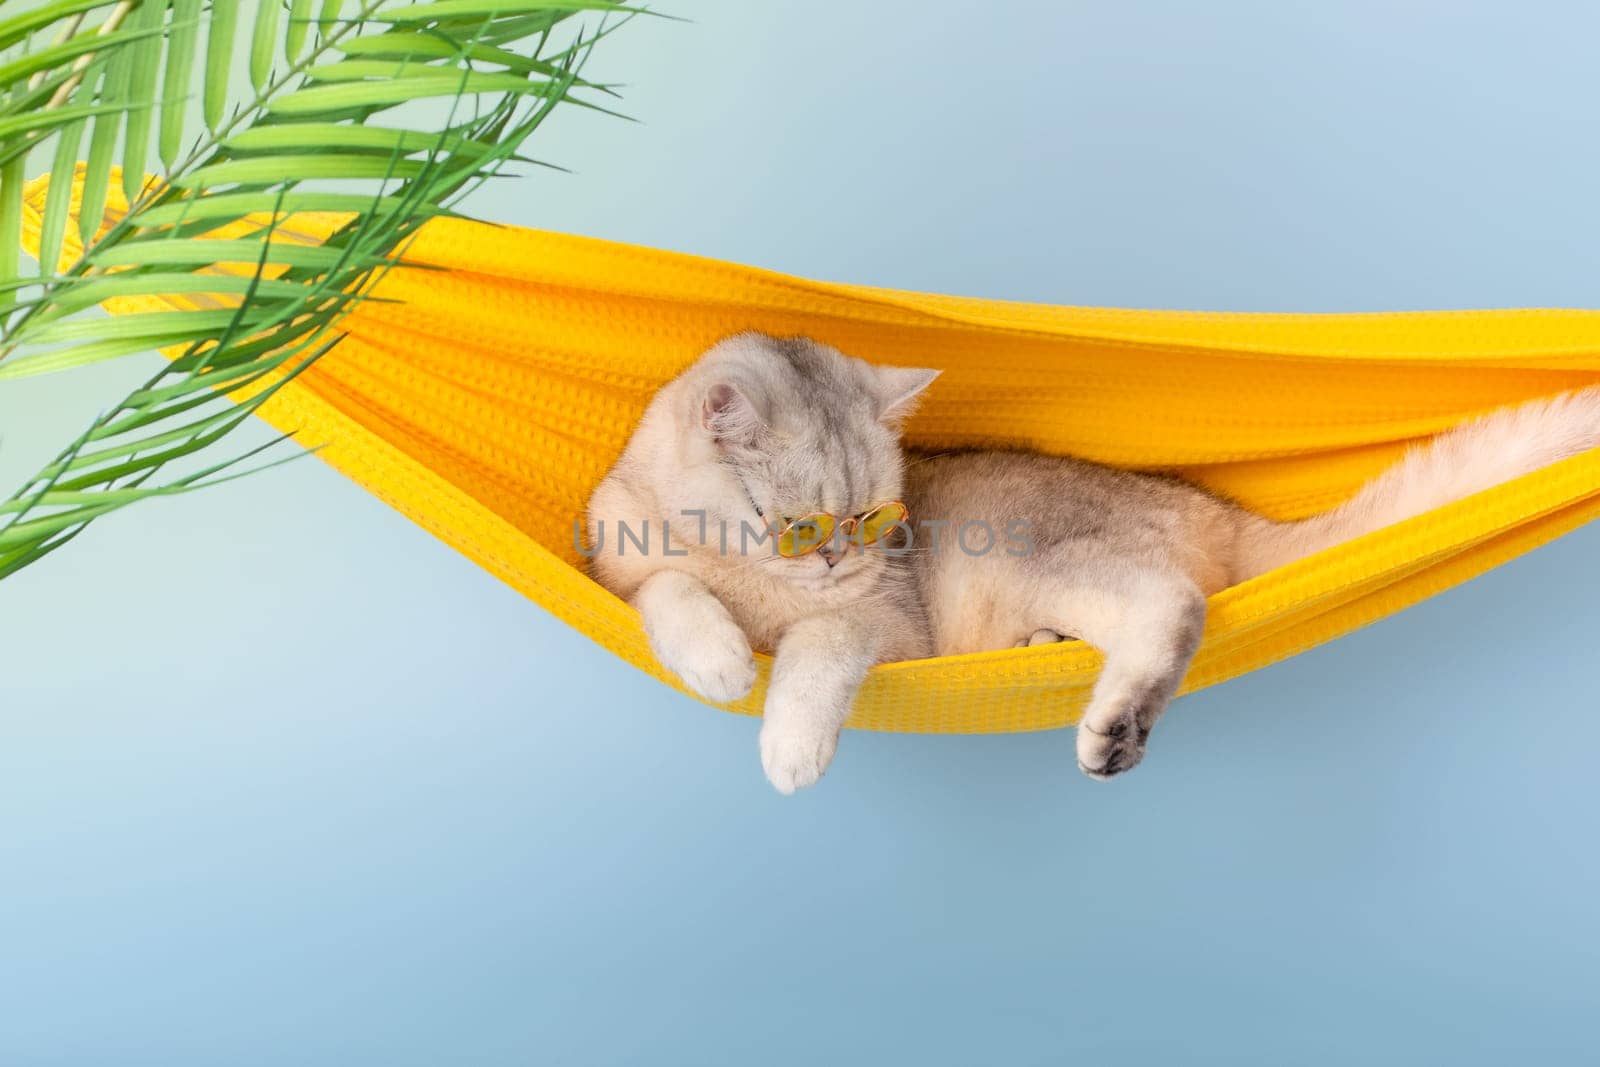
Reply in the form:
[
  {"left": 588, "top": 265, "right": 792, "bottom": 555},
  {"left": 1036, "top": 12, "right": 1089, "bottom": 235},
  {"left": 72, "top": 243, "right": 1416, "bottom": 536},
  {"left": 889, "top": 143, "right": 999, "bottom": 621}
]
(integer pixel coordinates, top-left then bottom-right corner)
[
  {"left": 585, "top": 334, "right": 935, "bottom": 792},
  {"left": 587, "top": 332, "right": 1600, "bottom": 792}
]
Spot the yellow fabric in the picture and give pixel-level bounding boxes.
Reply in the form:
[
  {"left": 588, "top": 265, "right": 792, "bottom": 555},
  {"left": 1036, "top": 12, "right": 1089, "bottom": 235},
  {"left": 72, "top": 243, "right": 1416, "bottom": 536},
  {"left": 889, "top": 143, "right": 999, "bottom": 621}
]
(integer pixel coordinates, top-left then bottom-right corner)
[{"left": 19, "top": 169, "right": 1600, "bottom": 734}]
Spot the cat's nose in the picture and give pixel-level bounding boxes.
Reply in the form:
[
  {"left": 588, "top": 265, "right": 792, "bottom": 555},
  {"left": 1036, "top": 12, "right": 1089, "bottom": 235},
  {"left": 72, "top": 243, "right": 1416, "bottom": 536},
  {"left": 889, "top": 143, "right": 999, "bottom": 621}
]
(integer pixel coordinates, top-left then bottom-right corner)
[{"left": 818, "top": 544, "right": 841, "bottom": 568}]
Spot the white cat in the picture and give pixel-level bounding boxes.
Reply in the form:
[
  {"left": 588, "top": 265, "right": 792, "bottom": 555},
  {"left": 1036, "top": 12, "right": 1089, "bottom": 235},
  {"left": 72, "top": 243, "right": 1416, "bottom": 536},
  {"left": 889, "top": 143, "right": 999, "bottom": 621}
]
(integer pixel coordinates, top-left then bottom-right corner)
[{"left": 587, "top": 332, "right": 1600, "bottom": 792}]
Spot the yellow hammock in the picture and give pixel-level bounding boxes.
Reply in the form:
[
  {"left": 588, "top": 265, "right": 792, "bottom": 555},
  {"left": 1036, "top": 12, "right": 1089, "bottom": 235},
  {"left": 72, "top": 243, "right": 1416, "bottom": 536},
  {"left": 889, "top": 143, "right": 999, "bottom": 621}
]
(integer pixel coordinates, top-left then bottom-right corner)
[{"left": 20, "top": 170, "right": 1600, "bottom": 734}]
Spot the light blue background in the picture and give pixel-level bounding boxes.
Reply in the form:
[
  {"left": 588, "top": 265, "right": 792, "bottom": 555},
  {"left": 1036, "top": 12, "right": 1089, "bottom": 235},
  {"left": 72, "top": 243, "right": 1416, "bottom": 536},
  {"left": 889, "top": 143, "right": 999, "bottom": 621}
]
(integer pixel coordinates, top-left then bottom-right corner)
[{"left": 4, "top": 2, "right": 1600, "bottom": 1063}]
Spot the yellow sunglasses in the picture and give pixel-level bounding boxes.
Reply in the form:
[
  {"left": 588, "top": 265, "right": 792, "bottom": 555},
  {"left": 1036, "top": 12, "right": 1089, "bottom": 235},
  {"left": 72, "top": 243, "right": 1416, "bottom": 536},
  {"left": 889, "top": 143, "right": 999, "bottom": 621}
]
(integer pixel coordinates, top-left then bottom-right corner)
[{"left": 772, "top": 501, "right": 910, "bottom": 559}]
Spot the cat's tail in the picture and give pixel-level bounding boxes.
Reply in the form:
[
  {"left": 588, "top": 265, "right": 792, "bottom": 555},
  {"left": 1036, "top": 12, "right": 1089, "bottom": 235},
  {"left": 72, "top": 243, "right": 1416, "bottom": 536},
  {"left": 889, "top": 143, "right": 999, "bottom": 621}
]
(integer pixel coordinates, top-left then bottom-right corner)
[{"left": 1235, "top": 385, "right": 1600, "bottom": 580}]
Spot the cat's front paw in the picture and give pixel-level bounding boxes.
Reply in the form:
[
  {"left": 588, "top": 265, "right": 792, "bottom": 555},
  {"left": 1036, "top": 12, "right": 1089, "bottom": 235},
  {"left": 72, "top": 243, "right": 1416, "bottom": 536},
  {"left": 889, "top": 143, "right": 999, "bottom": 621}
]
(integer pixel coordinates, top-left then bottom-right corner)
[
  {"left": 1075, "top": 713, "right": 1148, "bottom": 780},
  {"left": 648, "top": 616, "right": 757, "bottom": 704},
  {"left": 759, "top": 714, "right": 840, "bottom": 795}
]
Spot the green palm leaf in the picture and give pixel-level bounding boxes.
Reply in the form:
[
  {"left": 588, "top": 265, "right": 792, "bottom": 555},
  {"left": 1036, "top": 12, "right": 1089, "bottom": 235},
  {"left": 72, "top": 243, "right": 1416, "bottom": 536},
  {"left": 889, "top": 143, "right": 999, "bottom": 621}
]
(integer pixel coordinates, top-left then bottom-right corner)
[
  {"left": 121, "top": 0, "right": 168, "bottom": 201},
  {"left": 204, "top": 0, "right": 239, "bottom": 131},
  {"left": 160, "top": 0, "right": 202, "bottom": 167},
  {"left": 0, "top": 155, "right": 21, "bottom": 310},
  {"left": 249, "top": 0, "right": 280, "bottom": 90},
  {"left": 78, "top": 38, "right": 128, "bottom": 243},
  {"left": 0, "top": 0, "right": 125, "bottom": 53},
  {"left": 0, "top": 0, "right": 640, "bottom": 583},
  {"left": 0, "top": 21, "right": 164, "bottom": 92},
  {"left": 285, "top": 0, "right": 313, "bottom": 61},
  {"left": 38, "top": 114, "right": 88, "bottom": 274}
]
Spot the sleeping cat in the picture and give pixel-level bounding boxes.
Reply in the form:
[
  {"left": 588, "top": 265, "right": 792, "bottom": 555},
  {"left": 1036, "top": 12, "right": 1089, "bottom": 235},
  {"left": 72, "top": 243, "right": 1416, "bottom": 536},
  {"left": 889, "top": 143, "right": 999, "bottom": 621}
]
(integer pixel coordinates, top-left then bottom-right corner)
[{"left": 586, "top": 332, "right": 1600, "bottom": 793}]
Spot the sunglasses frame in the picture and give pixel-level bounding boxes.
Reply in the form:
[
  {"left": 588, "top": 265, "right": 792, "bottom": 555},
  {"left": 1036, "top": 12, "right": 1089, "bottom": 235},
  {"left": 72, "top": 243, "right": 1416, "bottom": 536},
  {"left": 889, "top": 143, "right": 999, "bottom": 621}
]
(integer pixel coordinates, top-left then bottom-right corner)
[{"left": 774, "top": 500, "right": 910, "bottom": 559}]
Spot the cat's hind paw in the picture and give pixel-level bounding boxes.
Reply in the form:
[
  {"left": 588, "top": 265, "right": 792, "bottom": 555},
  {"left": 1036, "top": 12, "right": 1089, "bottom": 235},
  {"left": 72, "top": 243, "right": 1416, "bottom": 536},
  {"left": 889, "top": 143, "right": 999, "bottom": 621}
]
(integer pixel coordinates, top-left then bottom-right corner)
[{"left": 1075, "top": 713, "right": 1148, "bottom": 780}]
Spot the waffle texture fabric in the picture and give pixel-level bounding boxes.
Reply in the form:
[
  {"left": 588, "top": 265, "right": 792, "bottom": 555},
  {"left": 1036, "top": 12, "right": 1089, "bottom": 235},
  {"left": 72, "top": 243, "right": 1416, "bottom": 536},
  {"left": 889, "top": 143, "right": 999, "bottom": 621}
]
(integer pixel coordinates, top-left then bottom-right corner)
[{"left": 20, "top": 169, "right": 1600, "bottom": 734}]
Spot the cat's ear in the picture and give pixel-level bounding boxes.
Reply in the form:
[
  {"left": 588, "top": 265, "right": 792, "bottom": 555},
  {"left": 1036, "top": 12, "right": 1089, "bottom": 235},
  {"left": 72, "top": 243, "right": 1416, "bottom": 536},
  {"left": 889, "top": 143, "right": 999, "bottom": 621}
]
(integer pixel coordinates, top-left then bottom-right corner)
[
  {"left": 874, "top": 366, "right": 941, "bottom": 426},
  {"left": 700, "top": 381, "right": 767, "bottom": 445}
]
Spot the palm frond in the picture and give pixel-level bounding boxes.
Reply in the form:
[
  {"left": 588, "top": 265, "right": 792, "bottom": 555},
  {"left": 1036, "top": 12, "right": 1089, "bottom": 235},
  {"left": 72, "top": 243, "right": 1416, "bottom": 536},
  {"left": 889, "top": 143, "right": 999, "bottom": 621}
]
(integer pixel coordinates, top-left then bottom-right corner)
[{"left": 0, "top": 0, "right": 640, "bottom": 583}]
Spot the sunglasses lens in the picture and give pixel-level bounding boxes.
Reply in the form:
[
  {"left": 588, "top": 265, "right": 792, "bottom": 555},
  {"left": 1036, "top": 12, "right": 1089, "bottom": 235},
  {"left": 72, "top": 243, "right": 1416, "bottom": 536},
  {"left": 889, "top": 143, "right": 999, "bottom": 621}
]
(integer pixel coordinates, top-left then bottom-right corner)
[
  {"left": 777, "top": 515, "right": 835, "bottom": 557},
  {"left": 857, "top": 503, "right": 907, "bottom": 546}
]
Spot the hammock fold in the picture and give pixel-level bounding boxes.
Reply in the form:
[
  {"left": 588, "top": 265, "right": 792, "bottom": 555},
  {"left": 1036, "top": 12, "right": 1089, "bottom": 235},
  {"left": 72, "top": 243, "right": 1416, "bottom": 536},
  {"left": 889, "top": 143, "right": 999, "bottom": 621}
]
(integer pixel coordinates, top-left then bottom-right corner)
[{"left": 19, "top": 169, "right": 1600, "bottom": 734}]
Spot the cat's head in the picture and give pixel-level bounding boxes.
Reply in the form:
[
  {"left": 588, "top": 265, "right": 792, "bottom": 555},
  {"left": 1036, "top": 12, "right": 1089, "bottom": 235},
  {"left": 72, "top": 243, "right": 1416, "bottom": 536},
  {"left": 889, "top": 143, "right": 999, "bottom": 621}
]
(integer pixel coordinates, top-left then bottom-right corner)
[{"left": 673, "top": 332, "right": 939, "bottom": 589}]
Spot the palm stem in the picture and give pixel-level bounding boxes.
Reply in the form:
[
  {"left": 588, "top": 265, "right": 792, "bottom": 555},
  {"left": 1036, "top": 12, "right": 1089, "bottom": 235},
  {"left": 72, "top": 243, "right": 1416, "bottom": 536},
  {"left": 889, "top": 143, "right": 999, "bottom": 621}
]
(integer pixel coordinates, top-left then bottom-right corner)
[{"left": 44, "top": 0, "right": 136, "bottom": 108}]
